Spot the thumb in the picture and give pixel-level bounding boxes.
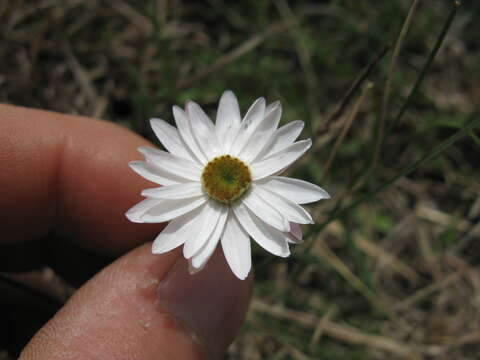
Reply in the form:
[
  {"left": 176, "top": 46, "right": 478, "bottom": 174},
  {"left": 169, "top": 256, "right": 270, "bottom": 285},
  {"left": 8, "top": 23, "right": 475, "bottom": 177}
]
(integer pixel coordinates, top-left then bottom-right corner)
[{"left": 19, "top": 243, "right": 253, "bottom": 359}]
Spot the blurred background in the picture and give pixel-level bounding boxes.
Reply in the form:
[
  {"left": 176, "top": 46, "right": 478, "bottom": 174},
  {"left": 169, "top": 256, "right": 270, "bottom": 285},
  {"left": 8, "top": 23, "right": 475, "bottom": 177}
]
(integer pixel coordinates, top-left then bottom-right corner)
[{"left": 1, "top": 0, "right": 480, "bottom": 359}]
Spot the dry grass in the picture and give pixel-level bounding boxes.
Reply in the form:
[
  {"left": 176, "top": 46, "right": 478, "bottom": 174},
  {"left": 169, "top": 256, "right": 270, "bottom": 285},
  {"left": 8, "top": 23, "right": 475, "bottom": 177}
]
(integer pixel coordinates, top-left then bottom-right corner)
[{"left": 1, "top": 1, "right": 480, "bottom": 359}]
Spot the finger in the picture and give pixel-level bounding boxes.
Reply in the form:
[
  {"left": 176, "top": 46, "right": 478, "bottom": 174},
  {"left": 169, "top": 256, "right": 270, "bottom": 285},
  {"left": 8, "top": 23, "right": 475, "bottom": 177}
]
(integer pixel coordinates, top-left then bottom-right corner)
[
  {"left": 0, "top": 104, "right": 162, "bottom": 254},
  {"left": 20, "top": 243, "right": 253, "bottom": 360}
]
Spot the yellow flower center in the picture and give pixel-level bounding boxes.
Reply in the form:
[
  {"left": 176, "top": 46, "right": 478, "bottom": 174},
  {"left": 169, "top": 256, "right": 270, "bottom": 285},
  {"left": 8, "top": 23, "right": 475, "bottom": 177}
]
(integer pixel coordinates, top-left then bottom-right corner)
[{"left": 201, "top": 155, "right": 252, "bottom": 204}]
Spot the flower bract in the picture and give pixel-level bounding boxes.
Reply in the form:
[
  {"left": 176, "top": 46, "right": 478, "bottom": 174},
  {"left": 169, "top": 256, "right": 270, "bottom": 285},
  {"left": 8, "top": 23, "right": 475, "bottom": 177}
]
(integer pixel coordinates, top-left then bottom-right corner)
[{"left": 126, "top": 90, "right": 330, "bottom": 280}]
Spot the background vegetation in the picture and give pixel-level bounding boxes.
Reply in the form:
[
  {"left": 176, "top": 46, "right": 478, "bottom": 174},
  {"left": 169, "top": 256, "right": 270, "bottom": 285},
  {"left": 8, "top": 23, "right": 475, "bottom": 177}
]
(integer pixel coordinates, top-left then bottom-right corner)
[{"left": 1, "top": 0, "right": 480, "bottom": 359}]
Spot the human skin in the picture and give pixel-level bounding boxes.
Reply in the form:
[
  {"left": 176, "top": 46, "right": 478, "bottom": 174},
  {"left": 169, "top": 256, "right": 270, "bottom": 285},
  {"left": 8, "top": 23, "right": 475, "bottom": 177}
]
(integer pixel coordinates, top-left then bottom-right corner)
[{"left": 0, "top": 104, "right": 253, "bottom": 359}]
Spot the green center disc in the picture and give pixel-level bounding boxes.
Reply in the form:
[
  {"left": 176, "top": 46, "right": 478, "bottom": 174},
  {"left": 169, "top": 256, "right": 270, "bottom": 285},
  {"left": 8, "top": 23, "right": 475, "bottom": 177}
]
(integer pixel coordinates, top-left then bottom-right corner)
[{"left": 201, "top": 155, "right": 252, "bottom": 204}]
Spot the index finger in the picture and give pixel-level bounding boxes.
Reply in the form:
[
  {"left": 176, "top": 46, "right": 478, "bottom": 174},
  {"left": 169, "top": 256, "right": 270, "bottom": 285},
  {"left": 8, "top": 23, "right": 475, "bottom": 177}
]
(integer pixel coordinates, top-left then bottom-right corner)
[{"left": 0, "top": 104, "right": 163, "bottom": 254}]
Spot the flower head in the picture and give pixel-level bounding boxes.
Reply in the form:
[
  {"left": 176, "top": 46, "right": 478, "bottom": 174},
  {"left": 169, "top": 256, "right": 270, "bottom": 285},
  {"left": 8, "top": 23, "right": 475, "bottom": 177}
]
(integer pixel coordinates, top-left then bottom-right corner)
[{"left": 126, "top": 91, "right": 330, "bottom": 280}]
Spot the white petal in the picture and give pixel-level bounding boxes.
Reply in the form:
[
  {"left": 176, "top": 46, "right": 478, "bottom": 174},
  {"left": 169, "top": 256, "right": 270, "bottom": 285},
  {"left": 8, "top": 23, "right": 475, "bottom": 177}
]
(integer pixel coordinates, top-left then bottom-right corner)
[
  {"left": 238, "top": 101, "right": 282, "bottom": 163},
  {"left": 173, "top": 105, "right": 208, "bottom": 164},
  {"left": 190, "top": 208, "right": 229, "bottom": 270},
  {"left": 288, "top": 222, "right": 303, "bottom": 244},
  {"left": 125, "top": 198, "right": 160, "bottom": 223},
  {"left": 149, "top": 118, "right": 195, "bottom": 161},
  {"left": 138, "top": 146, "right": 202, "bottom": 181},
  {"left": 221, "top": 212, "right": 252, "bottom": 280},
  {"left": 263, "top": 120, "right": 304, "bottom": 157},
  {"left": 215, "top": 90, "right": 241, "bottom": 152},
  {"left": 255, "top": 176, "right": 330, "bottom": 204},
  {"left": 250, "top": 139, "right": 312, "bottom": 180},
  {"left": 151, "top": 207, "right": 204, "bottom": 254},
  {"left": 242, "top": 189, "right": 289, "bottom": 232},
  {"left": 233, "top": 202, "right": 290, "bottom": 257},
  {"left": 252, "top": 184, "right": 313, "bottom": 224},
  {"left": 290, "top": 222, "right": 303, "bottom": 240},
  {"left": 129, "top": 161, "right": 186, "bottom": 186},
  {"left": 141, "top": 182, "right": 203, "bottom": 199},
  {"left": 264, "top": 101, "right": 280, "bottom": 117},
  {"left": 287, "top": 234, "right": 302, "bottom": 244},
  {"left": 255, "top": 120, "right": 304, "bottom": 161},
  {"left": 186, "top": 101, "right": 222, "bottom": 159},
  {"left": 229, "top": 97, "right": 266, "bottom": 156},
  {"left": 188, "top": 259, "right": 203, "bottom": 275},
  {"left": 140, "top": 196, "right": 208, "bottom": 223},
  {"left": 183, "top": 201, "right": 227, "bottom": 258}
]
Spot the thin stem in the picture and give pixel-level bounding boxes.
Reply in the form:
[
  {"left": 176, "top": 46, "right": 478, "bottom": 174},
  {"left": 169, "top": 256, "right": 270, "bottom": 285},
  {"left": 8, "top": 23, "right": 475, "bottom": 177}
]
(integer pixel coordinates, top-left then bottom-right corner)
[
  {"left": 375, "top": 0, "right": 420, "bottom": 169},
  {"left": 381, "top": 0, "right": 420, "bottom": 128},
  {"left": 321, "top": 83, "right": 373, "bottom": 179},
  {"left": 386, "top": 0, "right": 462, "bottom": 133},
  {"left": 468, "top": 131, "right": 480, "bottom": 147},
  {"left": 343, "top": 0, "right": 462, "bottom": 199},
  {"left": 313, "top": 44, "right": 390, "bottom": 142}
]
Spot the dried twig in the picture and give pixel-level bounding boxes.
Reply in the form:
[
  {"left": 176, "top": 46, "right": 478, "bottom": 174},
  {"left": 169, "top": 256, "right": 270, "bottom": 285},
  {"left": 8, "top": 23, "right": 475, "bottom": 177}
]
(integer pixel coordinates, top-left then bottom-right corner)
[
  {"left": 252, "top": 300, "right": 421, "bottom": 357},
  {"left": 176, "top": 18, "right": 297, "bottom": 90},
  {"left": 321, "top": 82, "right": 373, "bottom": 179}
]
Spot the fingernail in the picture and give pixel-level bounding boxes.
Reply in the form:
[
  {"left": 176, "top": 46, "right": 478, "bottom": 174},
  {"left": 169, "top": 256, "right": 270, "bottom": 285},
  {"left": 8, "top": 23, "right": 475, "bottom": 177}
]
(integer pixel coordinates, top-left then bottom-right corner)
[{"left": 157, "top": 247, "right": 251, "bottom": 358}]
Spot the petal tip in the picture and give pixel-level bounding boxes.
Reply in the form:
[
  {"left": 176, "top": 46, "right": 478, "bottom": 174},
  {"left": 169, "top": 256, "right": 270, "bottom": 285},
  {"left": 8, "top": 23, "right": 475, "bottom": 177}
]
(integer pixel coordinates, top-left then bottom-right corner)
[
  {"left": 270, "top": 100, "right": 281, "bottom": 109},
  {"left": 316, "top": 187, "right": 331, "bottom": 200},
  {"left": 188, "top": 259, "right": 204, "bottom": 274},
  {"left": 280, "top": 249, "right": 291, "bottom": 258},
  {"left": 125, "top": 210, "right": 142, "bottom": 223},
  {"left": 152, "top": 241, "right": 173, "bottom": 254},
  {"left": 185, "top": 100, "right": 198, "bottom": 110},
  {"left": 128, "top": 160, "right": 142, "bottom": 168},
  {"left": 151, "top": 245, "right": 162, "bottom": 254},
  {"left": 137, "top": 145, "right": 150, "bottom": 154},
  {"left": 172, "top": 105, "right": 184, "bottom": 116}
]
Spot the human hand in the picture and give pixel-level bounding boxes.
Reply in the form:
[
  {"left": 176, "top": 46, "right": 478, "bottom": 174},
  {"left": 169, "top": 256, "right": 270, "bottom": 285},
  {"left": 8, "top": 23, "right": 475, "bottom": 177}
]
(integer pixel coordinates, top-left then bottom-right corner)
[{"left": 0, "top": 104, "right": 252, "bottom": 359}]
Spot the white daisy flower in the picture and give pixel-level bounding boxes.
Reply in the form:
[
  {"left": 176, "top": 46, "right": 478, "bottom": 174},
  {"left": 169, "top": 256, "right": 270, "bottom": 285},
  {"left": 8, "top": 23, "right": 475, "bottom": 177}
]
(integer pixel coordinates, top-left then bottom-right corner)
[{"left": 126, "top": 90, "right": 330, "bottom": 280}]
